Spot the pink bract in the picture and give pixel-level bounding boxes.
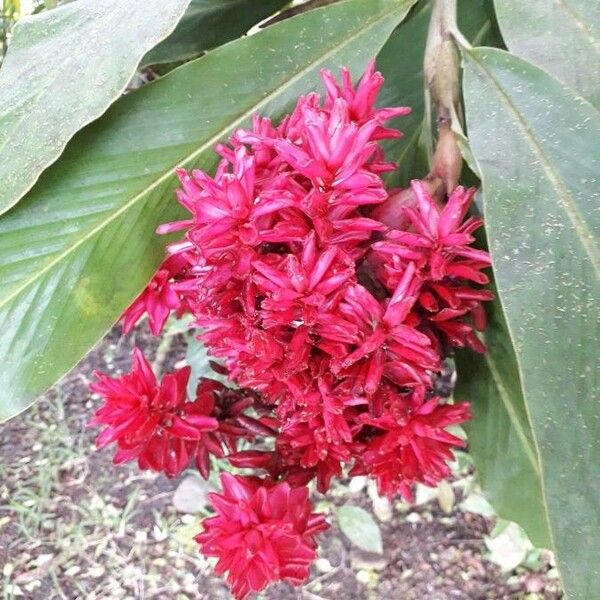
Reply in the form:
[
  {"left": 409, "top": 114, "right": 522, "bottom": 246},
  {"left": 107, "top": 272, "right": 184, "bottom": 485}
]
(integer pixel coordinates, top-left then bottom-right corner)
[{"left": 90, "top": 349, "right": 262, "bottom": 478}]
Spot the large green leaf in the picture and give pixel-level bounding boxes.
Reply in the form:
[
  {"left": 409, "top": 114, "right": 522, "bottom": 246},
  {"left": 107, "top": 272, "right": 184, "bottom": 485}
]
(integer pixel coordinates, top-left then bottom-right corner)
[
  {"left": 494, "top": 0, "right": 600, "bottom": 108},
  {"left": 455, "top": 205, "right": 549, "bottom": 548},
  {"left": 463, "top": 47, "right": 600, "bottom": 598},
  {"left": 0, "top": 0, "right": 192, "bottom": 215},
  {"left": 376, "top": 0, "right": 502, "bottom": 188},
  {"left": 455, "top": 288, "right": 550, "bottom": 548},
  {"left": 142, "top": 0, "right": 288, "bottom": 66},
  {"left": 452, "top": 0, "right": 596, "bottom": 553},
  {"left": 0, "top": 0, "right": 417, "bottom": 422}
]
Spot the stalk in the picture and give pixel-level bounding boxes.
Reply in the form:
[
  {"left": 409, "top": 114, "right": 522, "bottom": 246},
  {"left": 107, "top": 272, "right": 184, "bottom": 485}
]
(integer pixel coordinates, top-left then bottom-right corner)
[{"left": 423, "top": 0, "right": 468, "bottom": 195}]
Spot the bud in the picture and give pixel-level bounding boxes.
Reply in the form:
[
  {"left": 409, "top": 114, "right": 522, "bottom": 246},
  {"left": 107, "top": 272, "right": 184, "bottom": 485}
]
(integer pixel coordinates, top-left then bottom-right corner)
[
  {"left": 423, "top": 0, "right": 463, "bottom": 194},
  {"left": 424, "top": 1, "right": 461, "bottom": 122},
  {"left": 430, "top": 121, "right": 462, "bottom": 193}
]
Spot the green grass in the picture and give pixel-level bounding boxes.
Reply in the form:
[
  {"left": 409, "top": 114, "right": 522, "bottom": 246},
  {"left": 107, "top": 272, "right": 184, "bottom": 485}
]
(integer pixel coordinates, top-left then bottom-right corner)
[{"left": 0, "top": 395, "right": 81, "bottom": 539}]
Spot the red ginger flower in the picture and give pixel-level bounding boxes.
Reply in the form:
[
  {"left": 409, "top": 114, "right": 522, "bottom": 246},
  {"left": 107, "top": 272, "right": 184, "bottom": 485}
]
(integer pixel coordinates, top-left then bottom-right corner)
[
  {"left": 278, "top": 371, "right": 366, "bottom": 492},
  {"left": 130, "top": 60, "right": 411, "bottom": 345},
  {"left": 229, "top": 362, "right": 366, "bottom": 493},
  {"left": 90, "top": 350, "right": 261, "bottom": 478},
  {"left": 352, "top": 394, "right": 471, "bottom": 501},
  {"left": 275, "top": 415, "right": 358, "bottom": 493},
  {"left": 158, "top": 147, "right": 308, "bottom": 267},
  {"left": 92, "top": 59, "right": 498, "bottom": 599},
  {"left": 374, "top": 181, "right": 491, "bottom": 285},
  {"left": 274, "top": 100, "right": 386, "bottom": 194},
  {"left": 120, "top": 61, "right": 490, "bottom": 505},
  {"left": 374, "top": 181, "right": 492, "bottom": 352},
  {"left": 321, "top": 60, "right": 411, "bottom": 137},
  {"left": 253, "top": 232, "right": 355, "bottom": 328},
  {"left": 90, "top": 348, "right": 217, "bottom": 477},
  {"left": 195, "top": 473, "right": 328, "bottom": 600},
  {"left": 317, "top": 270, "right": 439, "bottom": 393}
]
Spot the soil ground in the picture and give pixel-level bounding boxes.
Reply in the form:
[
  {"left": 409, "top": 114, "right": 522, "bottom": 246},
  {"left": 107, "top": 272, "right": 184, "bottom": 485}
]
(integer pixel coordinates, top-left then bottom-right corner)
[{"left": 0, "top": 324, "right": 563, "bottom": 600}]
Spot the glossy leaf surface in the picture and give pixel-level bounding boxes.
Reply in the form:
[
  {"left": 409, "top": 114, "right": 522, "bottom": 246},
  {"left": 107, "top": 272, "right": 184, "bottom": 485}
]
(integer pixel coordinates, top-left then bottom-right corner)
[
  {"left": 0, "top": 0, "right": 191, "bottom": 214},
  {"left": 494, "top": 0, "right": 600, "bottom": 107},
  {"left": 142, "top": 0, "right": 288, "bottom": 66}
]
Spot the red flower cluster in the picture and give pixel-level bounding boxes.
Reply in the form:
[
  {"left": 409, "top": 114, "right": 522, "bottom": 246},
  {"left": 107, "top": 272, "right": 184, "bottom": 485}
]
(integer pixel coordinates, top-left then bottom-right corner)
[
  {"left": 90, "top": 348, "right": 265, "bottom": 478},
  {"left": 91, "top": 61, "right": 491, "bottom": 599},
  {"left": 196, "top": 473, "right": 327, "bottom": 599}
]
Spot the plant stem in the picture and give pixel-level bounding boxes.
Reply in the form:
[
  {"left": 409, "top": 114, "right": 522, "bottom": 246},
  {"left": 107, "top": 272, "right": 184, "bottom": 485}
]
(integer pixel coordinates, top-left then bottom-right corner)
[
  {"left": 424, "top": 0, "right": 462, "bottom": 124},
  {"left": 422, "top": 0, "right": 466, "bottom": 194}
]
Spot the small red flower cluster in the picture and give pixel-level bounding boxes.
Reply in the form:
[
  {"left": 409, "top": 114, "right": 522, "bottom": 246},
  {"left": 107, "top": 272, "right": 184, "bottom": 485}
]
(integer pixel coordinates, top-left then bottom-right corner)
[
  {"left": 90, "top": 348, "right": 267, "bottom": 478},
  {"left": 90, "top": 61, "right": 491, "bottom": 599},
  {"left": 196, "top": 473, "right": 328, "bottom": 599}
]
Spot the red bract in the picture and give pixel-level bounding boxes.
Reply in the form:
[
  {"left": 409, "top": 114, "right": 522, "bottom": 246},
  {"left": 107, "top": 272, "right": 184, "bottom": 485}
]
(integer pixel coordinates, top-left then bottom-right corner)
[
  {"left": 373, "top": 181, "right": 493, "bottom": 352},
  {"left": 321, "top": 61, "right": 410, "bottom": 136},
  {"left": 374, "top": 181, "right": 491, "bottom": 284},
  {"left": 195, "top": 473, "right": 328, "bottom": 600},
  {"left": 90, "top": 348, "right": 216, "bottom": 476},
  {"left": 190, "top": 378, "right": 267, "bottom": 479},
  {"left": 122, "top": 254, "right": 191, "bottom": 335},
  {"left": 318, "top": 275, "right": 439, "bottom": 392},
  {"left": 253, "top": 232, "right": 355, "bottom": 328}
]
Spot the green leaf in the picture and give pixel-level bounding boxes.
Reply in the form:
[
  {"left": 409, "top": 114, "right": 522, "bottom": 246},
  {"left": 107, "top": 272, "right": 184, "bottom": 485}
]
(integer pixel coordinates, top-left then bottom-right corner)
[
  {"left": 455, "top": 288, "right": 551, "bottom": 548},
  {"left": 376, "top": 2, "right": 432, "bottom": 188},
  {"left": 0, "top": 0, "right": 417, "bottom": 423},
  {"left": 494, "top": 0, "right": 600, "bottom": 108},
  {"left": 377, "top": 0, "right": 502, "bottom": 188},
  {"left": 463, "top": 47, "right": 600, "bottom": 598},
  {"left": 142, "top": 0, "right": 288, "bottom": 67},
  {"left": 337, "top": 505, "right": 383, "bottom": 554},
  {"left": 0, "top": 0, "right": 192, "bottom": 215}
]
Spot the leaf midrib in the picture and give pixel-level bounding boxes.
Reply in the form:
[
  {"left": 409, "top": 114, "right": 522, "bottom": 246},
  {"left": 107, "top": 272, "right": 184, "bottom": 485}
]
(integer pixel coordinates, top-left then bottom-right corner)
[
  {"left": 556, "top": 0, "right": 600, "bottom": 51},
  {"left": 467, "top": 49, "right": 600, "bottom": 279},
  {"left": 0, "top": 1, "right": 408, "bottom": 312}
]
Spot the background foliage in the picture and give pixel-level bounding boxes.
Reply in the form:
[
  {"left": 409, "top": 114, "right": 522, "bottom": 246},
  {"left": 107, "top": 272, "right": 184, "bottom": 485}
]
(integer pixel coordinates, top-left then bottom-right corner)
[{"left": 0, "top": 0, "right": 192, "bottom": 213}]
